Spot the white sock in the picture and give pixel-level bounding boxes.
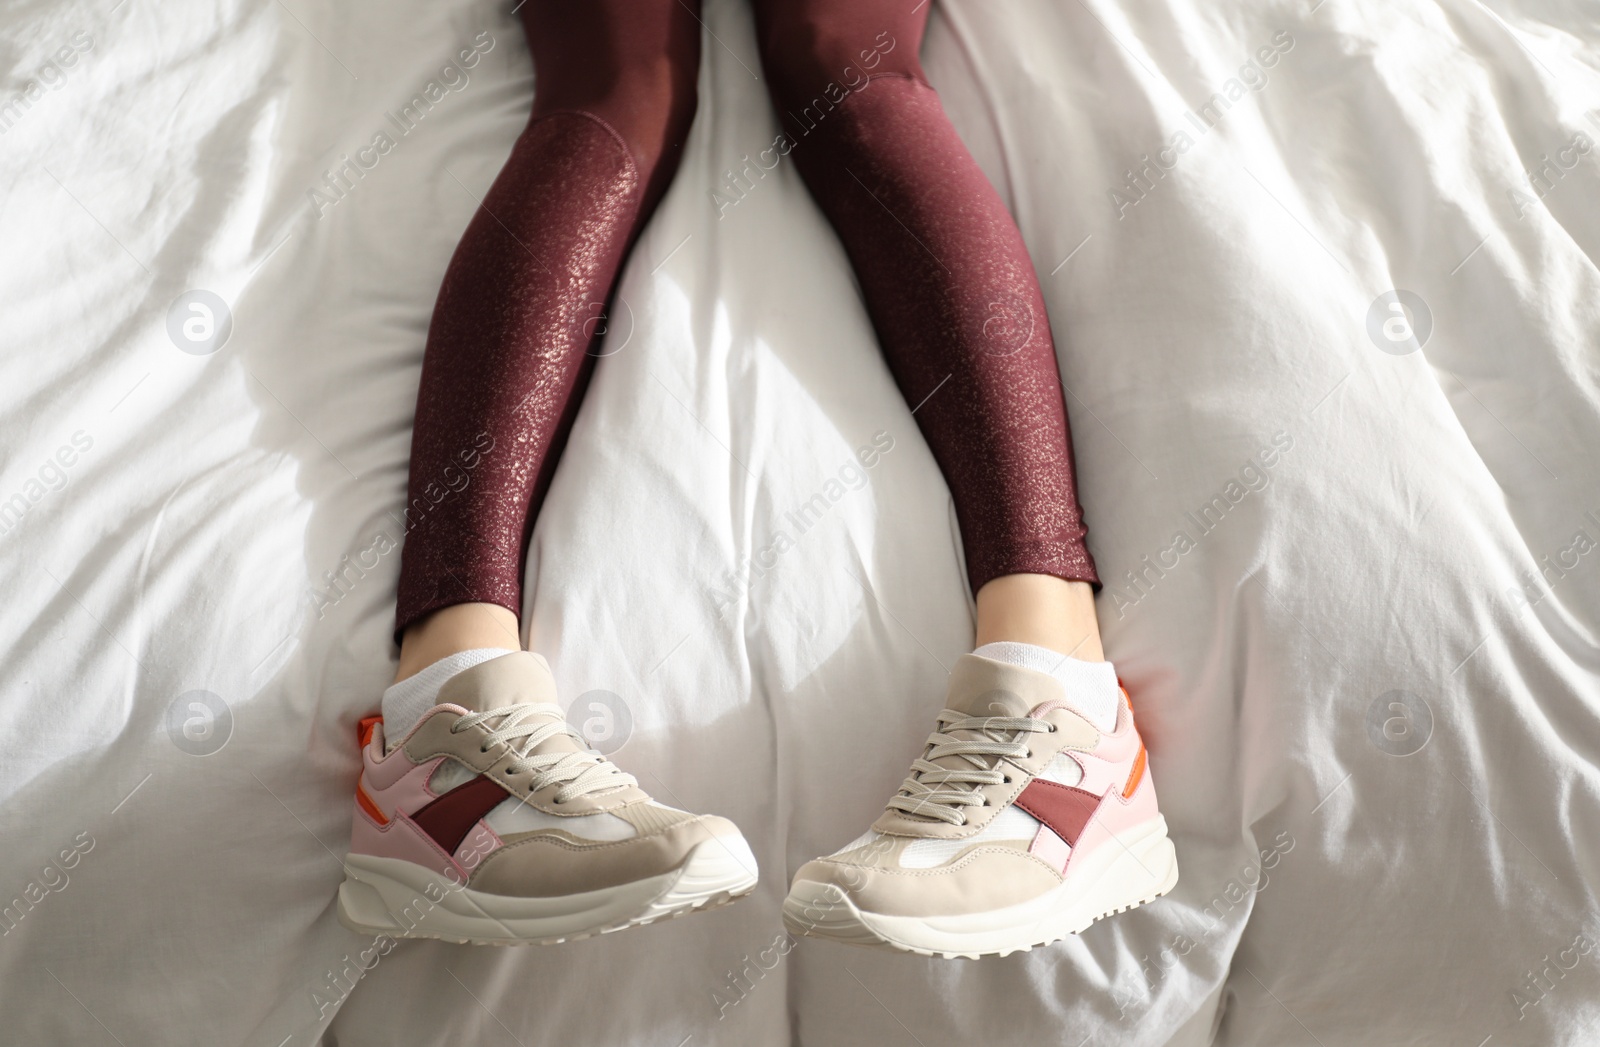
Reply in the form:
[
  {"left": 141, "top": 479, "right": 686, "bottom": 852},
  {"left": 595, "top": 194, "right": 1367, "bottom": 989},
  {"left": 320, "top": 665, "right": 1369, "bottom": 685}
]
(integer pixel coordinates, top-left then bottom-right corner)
[
  {"left": 381, "top": 648, "right": 509, "bottom": 740},
  {"left": 973, "top": 641, "right": 1121, "bottom": 733}
]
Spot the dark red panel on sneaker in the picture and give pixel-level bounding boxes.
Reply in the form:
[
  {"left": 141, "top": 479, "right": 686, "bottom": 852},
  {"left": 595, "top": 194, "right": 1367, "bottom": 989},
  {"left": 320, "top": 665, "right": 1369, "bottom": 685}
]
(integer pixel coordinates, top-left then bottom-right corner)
[
  {"left": 1014, "top": 780, "right": 1103, "bottom": 847},
  {"left": 412, "top": 774, "right": 511, "bottom": 855}
]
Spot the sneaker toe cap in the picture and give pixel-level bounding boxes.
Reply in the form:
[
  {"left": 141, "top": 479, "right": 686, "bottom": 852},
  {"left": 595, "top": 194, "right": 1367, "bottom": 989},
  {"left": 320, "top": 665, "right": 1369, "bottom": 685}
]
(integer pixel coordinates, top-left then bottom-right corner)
[
  {"left": 470, "top": 813, "right": 744, "bottom": 898},
  {"left": 790, "top": 847, "right": 1059, "bottom": 918}
]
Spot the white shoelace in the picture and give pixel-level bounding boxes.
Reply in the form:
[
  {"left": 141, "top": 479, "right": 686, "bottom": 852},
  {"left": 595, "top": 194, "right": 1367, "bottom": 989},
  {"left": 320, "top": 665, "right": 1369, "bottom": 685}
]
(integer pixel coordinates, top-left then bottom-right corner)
[
  {"left": 885, "top": 710, "right": 1055, "bottom": 826},
  {"left": 452, "top": 702, "right": 637, "bottom": 804}
]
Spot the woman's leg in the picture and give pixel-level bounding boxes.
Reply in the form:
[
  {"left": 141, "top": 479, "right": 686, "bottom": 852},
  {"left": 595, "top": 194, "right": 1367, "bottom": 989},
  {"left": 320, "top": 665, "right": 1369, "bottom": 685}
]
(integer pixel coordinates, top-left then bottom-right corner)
[
  {"left": 393, "top": 0, "right": 701, "bottom": 678},
  {"left": 748, "top": 2, "right": 1105, "bottom": 663},
  {"left": 340, "top": 5, "right": 761, "bottom": 946},
  {"left": 761, "top": 0, "right": 1178, "bottom": 958}
]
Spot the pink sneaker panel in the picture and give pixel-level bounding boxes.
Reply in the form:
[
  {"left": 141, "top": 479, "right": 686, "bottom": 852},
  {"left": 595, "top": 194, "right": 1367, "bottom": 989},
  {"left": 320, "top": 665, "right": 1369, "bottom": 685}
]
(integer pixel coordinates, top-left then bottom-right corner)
[
  {"left": 1064, "top": 759, "right": 1162, "bottom": 877},
  {"left": 1028, "top": 823, "right": 1072, "bottom": 875},
  {"left": 350, "top": 808, "right": 466, "bottom": 881},
  {"left": 362, "top": 755, "right": 447, "bottom": 821},
  {"left": 455, "top": 821, "right": 505, "bottom": 872}
]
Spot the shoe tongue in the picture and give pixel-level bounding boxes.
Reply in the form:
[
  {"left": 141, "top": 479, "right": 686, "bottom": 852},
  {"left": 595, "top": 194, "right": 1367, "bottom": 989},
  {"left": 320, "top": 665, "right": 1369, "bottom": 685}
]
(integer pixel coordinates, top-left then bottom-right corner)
[
  {"left": 437, "top": 650, "right": 557, "bottom": 712},
  {"left": 886, "top": 655, "right": 1069, "bottom": 824},
  {"left": 944, "top": 653, "right": 1065, "bottom": 718},
  {"left": 438, "top": 652, "right": 592, "bottom": 755}
]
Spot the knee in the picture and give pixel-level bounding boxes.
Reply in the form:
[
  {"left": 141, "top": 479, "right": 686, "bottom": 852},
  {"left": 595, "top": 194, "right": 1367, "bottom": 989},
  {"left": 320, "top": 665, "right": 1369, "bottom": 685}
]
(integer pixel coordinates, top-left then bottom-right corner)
[
  {"left": 610, "top": 54, "right": 700, "bottom": 171},
  {"left": 532, "top": 46, "right": 699, "bottom": 177},
  {"left": 756, "top": 19, "right": 917, "bottom": 118}
]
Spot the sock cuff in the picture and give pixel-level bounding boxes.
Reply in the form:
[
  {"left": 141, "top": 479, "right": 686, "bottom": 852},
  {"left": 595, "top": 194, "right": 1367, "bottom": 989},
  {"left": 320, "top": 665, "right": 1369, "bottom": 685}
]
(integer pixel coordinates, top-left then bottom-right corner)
[
  {"left": 381, "top": 648, "right": 509, "bottom": 741},
  {"left": 973, "top": 641, "right": 1119, "bottom": 732}
]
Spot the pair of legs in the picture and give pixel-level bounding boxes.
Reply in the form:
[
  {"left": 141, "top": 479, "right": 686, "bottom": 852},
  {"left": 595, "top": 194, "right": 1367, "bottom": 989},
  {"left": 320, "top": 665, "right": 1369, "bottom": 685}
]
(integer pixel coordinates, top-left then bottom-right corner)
[
  {"left": 340, "top": 2, "right": 1188, "bottom": 958},
  {"left": 394, "top": 0, "right": 1104, "bottom": 677}
]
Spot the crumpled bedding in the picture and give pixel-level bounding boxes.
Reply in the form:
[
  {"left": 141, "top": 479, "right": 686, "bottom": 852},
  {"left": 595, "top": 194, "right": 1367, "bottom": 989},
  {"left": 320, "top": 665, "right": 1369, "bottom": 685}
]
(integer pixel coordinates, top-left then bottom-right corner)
[{"left": 2, "top": 0, "right": 1598, "bottom": 1043}]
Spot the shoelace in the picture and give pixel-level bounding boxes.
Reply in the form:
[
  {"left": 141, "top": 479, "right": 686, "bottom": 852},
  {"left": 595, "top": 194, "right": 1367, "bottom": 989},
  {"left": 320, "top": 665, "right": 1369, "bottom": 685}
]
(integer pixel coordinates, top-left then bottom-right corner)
[
  {"left": 885, "top": 710, "right": 1055, "bottom": 826},
  {"left": 451, "top": 702, "right": 637, "bottom": 804}
]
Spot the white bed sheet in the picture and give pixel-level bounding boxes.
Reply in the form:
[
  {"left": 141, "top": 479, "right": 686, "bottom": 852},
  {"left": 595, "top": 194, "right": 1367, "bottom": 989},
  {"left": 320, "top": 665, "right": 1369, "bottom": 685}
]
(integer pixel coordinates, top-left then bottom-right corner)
[{"left": 3, "top": 0, "right": 1599, "bottom": 1043}]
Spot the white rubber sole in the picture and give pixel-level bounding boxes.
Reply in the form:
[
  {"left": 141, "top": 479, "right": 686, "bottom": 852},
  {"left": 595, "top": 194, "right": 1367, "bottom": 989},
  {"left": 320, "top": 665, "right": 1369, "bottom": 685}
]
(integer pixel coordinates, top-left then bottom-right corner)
[
  {"left": 338, "top": 834, "right": 759, "bottom": 946},
  {"left": 782, "top": 816, "right": 1178, "bottom": 959}
]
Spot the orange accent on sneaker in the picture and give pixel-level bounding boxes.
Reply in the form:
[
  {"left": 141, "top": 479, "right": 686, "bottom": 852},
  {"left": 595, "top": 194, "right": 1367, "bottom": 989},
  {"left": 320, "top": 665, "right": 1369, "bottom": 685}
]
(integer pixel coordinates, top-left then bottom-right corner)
[
  {"left": 355, "top": 780, "right": 389, "bottom": 826},
  {"left": 1123, "top": 742, "right": 1147, "bottom": 799},
  {"left": 357, "top": 715, "right": 383, "bottom": 750}
]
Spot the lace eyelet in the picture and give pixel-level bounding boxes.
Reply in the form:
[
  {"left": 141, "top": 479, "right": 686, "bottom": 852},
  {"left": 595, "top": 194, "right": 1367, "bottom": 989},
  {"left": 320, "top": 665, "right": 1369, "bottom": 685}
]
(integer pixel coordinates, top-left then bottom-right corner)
[
  {"left": 1048, "top": 724, "right": 1058, "bottom": 733},
  {"left": 479, "top": 746, "right": 489, "bottom": 754}
]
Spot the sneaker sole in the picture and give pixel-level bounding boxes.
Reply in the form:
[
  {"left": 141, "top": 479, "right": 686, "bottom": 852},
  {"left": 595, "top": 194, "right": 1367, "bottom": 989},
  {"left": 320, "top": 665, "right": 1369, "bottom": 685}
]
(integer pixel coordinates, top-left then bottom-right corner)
[
  {"left": 781, "top": 816, "right": 1178, "bottom": 959},
  {"left": 337, "top": 833, "right": 759, "bottom": 946}
]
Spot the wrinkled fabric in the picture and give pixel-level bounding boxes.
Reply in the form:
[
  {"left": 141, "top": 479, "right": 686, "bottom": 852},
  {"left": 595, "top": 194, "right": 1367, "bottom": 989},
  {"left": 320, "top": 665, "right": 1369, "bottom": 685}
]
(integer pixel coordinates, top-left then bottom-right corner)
[{"left": 6, "top": 0, "right": 1600, "bottom": 1044}]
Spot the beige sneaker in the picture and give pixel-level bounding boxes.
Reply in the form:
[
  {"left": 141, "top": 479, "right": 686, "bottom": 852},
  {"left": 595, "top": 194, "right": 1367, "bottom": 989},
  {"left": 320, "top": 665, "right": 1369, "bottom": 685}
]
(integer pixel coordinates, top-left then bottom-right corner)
[
  {"left": 783, "top": 654, "right": 1178, "bottom": 958},
  {"left": 338, "top": 652, "right": 758, "bottom": 945}
]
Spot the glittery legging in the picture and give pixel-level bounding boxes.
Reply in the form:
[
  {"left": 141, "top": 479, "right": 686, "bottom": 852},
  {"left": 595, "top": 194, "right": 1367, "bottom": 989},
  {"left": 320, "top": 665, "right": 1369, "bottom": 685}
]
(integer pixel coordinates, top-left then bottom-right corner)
[{"left": 394, "top": 0, "right": 1099, "bottom": 638}]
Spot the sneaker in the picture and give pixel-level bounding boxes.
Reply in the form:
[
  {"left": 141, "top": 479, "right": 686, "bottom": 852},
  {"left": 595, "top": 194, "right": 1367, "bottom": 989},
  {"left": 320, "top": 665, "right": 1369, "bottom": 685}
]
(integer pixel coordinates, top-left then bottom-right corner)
[
  {"left": 782, "top": 653, "right": 1178, "bottom": 958},
  {"left": 338, "top": 651, "right": 758, "bottom": 945}
]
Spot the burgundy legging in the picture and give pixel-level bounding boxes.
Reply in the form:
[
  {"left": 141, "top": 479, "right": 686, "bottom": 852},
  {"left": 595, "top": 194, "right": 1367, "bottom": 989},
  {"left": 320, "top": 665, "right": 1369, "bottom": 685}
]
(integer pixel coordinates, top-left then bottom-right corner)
[{"left": 394, "top": 0, "right": 1099, "bottom": 638}]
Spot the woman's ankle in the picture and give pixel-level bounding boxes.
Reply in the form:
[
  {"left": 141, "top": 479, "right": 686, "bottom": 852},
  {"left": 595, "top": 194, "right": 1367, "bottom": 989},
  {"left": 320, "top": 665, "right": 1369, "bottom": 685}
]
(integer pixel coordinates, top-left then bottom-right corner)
[
  {"left": 396, "top": 602, "right": 522, "bottom": 683},
  {"left": 973, "top": 574, "right": 1105, "bottom": 662}
]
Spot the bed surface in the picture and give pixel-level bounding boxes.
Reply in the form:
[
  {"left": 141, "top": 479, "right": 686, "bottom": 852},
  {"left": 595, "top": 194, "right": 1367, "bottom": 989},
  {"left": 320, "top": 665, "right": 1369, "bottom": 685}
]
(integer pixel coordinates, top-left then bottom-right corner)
[{"left": 3, "top": 0, "right": 1599, "bottom": 1043}]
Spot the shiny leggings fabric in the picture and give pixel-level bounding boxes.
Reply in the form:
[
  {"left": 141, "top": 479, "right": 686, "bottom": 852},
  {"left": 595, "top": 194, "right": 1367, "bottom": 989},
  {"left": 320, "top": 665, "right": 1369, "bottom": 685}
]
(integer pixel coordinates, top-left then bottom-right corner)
[{"left": 394, "top": 0, "right": 1099, "bottom": 638}]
